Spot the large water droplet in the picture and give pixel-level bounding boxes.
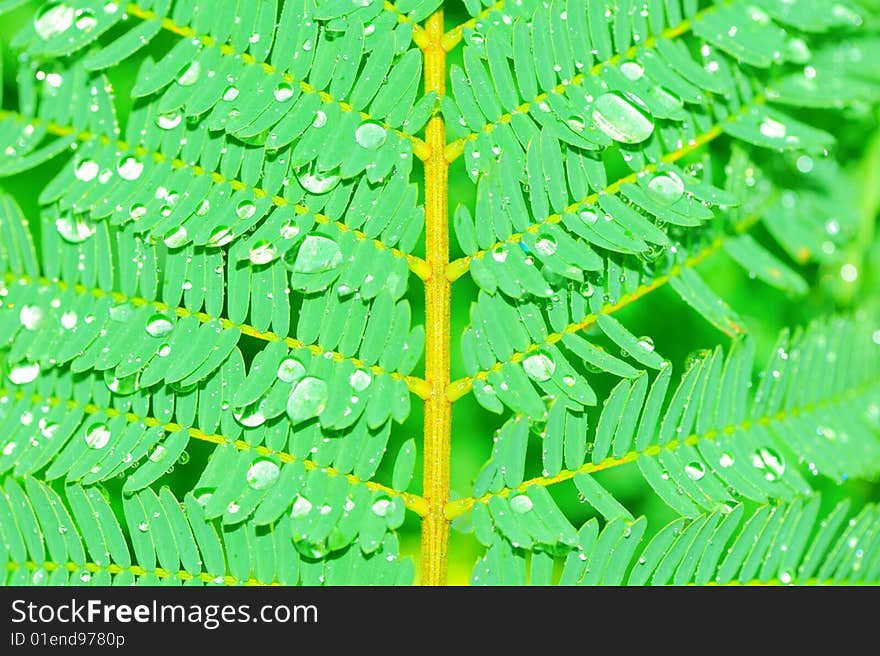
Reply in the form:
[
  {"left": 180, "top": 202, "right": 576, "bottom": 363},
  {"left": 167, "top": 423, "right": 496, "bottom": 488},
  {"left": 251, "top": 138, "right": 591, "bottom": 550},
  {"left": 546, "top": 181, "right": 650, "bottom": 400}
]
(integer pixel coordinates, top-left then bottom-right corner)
[
  {"left": 684, "top": 461, "right": 706, "bottom": 480},
  {"left": 85, "top": 423, "right": 111, "bottom": 449},
  {"left": 9, "top": 362, "right": 40, "bottom": 384},
  {"left": 566, "top": 114, "right": 586, "bottom": 132},
  {"left": 274, "top": 82, "right": 294, "bottom": 102},
  {"left": 222, "top": 85, "right": 239, "bottom": 101},
  {"left": 290, "top": 495, "right": 313, "bottom": 518},
  {"left": 206, "top": 225, "right": 232, "bottom": 248},
  {"left": 534, "top": 233, "right": 558, "bottom": 256},
  {"left": 719, "top": 452, "right": 735, "bottom": 468},
  {"left": 104, "top": 370, "right": 138, "bottom": 395},
  {"left": 759, "top": 117, "right": 786, "bottom": 139},
  {"left": 246, "top": 458, "right": 280, "bottom": 490},
  {"left": 355, "top": 122, "right": 387, "bottom": 150},
  {"left": 636, "top": 336, "right": 655, "bottom": 353},
  {"left": 34, "top": 3, "right": 74, "bottom": 40},
  {"left": 286, "top": 376, "right": 328, "bottom": 422},
  {"left": 156, "top": 112, "right": 182, "bottom": 130},
  {"left": 280, "top": 219, "right": 300, "bottom": 240},
  {"left": 292, "top": 235, "right": 342, "bottom": 274},
  {"left": 145, "top": 314, "right": 174, "bottom": 337},
  {"left": 163, "top": 226, "right": 188, "bottom": 248},
  {"left": 522, "top": 352, "right": 556, "bottom": 381},
  {"left": 591, "top": 92, "right": 655, "bottom": 144},
  {"left": 236, "top": 200, "right": 256, "bottom": 219},
  {"left": 19, "top": 305, "right": 45, "bottom": 331},
  {"left": 117, "top": 156, "right": 144, "bottom": 180},
  {"left": 371, "top": 499, "right": 392, "bottom": 516},
  {"left": 177, "top": 61, "right": 201, "bottom": 86},
  {"left": 248, "top": 240, "right": 277, "bottom": 265},
  {"left": 74, "top": 158, "right": 99, "bottom": 181},
  {"left": 312, "top": 110, "right": 327, "bottom": 128},
  {"left": 296, "top": 164, "right": 340, "bottom": 194},
  {"left": 620, "top": 60, "right": 645, "bottom": 81},
  {"left": 233, "top": 405, "right": 266, "bottom": 428},
  {"left": 148, "top": 444, "right": 167, "bottom": 463},
  {"left": 647, "top": 171, "right": 684, "bottom": 204},
  {"left": 510, "top": 495, "right": 534, "bottom": 513},
  {"left": 752, "top": 447, "right": 785, "bottom": 481},
  {"left": 277, "top": 358, "right": 306, "bottom": 383},
  {"left": 75, "top": 9, "right": 97, "bottom": 31},
  {"left": 350, "top": 369, "right": 372, "bottom": 391},
  {"left": 55, "top": 214, "right": 96, "bottom": 243}
]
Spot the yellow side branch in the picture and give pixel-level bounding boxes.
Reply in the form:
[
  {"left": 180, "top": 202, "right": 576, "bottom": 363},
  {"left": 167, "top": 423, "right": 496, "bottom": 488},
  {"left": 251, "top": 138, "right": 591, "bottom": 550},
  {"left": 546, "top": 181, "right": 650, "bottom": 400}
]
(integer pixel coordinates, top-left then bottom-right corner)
[{"left": 420, "top": 11, "right": 452, "bottom": 586}]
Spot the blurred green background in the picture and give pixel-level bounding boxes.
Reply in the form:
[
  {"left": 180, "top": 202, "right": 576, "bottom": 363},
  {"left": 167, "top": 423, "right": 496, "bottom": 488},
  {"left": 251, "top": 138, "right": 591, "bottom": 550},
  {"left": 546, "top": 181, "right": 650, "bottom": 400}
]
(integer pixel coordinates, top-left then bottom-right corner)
[{"left": 2, "top": 1, "right": 878, "bottom": 585}]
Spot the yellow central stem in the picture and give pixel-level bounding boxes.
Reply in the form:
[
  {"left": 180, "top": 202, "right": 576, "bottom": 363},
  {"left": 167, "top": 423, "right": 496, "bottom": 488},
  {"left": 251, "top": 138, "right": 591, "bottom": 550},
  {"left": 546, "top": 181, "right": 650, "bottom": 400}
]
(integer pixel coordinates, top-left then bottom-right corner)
[{"left": 420, "top": 11, "right": 450, "bottom": 586}]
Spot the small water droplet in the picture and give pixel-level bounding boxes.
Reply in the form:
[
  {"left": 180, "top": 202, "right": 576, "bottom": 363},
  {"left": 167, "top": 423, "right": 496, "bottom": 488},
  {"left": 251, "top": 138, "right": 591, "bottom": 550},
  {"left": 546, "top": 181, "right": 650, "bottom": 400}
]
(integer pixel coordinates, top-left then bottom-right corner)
[
  {"left": 312, "top": 110, "right": 327, "bottom": 128},
  {"left": 75, "top": 9, "right": 96, "bottom": 31},
  {"left": 534, "top": 233, "right": 558, "bottom": 256},
  {"left": 759, "top": 117, "right": 787, "bottom": 139},
  {"left": 719, "top": 452, "right": 735, "bottom": 468},
  {"left": 752, "top": 447, "right": 785, "bottom": 481},
  {"left": 296, "top": 163, "right": 340, "bottom": 194},
  {"left": 566, "top": 114, "right": 586, "bottom": 132},
  {"left": 636, "top": 336, "right": 655, "bottom": 353},
  {"left": 222, "top": 85, "right": 239, "bottom": 101},
  {"left": 177, "top": 61, "right": 201, "bottom": 86},
  {"left": 274, "top": 82, "right": 294, "bottom": 102},
  {"left": 19, "top": 305, "right": 45, "bottom": 331},
  {"left": 372, "top": 499, "right": 392, "bottom": 516},
  {"left": 55, "top": 214, "right": 96, "bottom": 243}
]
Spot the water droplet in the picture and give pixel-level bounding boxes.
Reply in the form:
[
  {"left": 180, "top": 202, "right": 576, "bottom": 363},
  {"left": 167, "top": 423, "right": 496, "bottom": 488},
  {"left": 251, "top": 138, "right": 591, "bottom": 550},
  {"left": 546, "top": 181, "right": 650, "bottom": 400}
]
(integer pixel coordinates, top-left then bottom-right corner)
[
  {"left": 684, "top": 461, "right": 706, "bottom": 480},
  {"left": 233, "top": 405, "right": 266, "bottom": 427},
  {"left": 117, "top": 156, "right": 143, "bottom": 180},
  {"left": 246, "top": 458, "right": 280, "bottom": 490},
  {"left": 350, "top": 369, "right": 372, "bottom": 391},
  {"left": 222, "top": 85, "right": 239, "bottom": 101},
  {"left": 371, "top": 499, "right": 391, "bottom": 516},
  {"left": 75, "top": 9, "right": 96, "bottom": 31},
  {"left": 148, "top": 444, "right": 167, "bottom": 462},
  {"left": 129, "top": 203, "right": 147, "bottom": 221},
  {"left": 104, "top": 370, "right": 137, "bottom": 395},
  {"left": 312, "top": 110, "right": 327, "bottom": 128},
  {"left": 355, "top": 122, "right": 387, "bottom": 150},
  {"left": 163, "top": 225, "right": 188, "bottom": 248},
  {"left": 277, "top": 358, "right": 306, "bottom": 383},
  {"left": 85, "top": 423, "right": 111, "bottom": 449},
  {"left": 510, "top": 495, "right": 533, "bottom": 513},
  {"left": 145, "top": 313, "right": 174, "bottom": 337},
  {"left": 534, "top": 233, "right": 558, "bottom": 256},
  {"left": 203, "top": 225, "right": 231, "bottom": 248},
  {"left": 74, "top": 158, "right": 99, "bottom": 181},
  {"left": 292, "top": 235, "right": 342, "bottom": 273},
  {"left": 156, "top": 112, "right": 182, "bottom": 130},
  {"left": 647, "top": 171, "right": 685, "bottom": 204},
  {"left": 108, "top": 303, "right": 131, "bottom": 322},
  {"left": 2, "top": 442, "right": 16, "bottom": 456},
  {"left": 34, "top": 3, "right": 74, "bottom": 40},
  {"left": 235, "top": 200, "right": 256, "bottom": 219},
  {"left": 719, "top": 452, "right": 735, "bottom": 468},
  {"left": 296, "top": 163, "right": 340, "bottom": 194},
  {"left": 290, "top": 495, "right": 313, "bottom": 518},
  {"left": 19, "top": 305, "right": 45, "bottom": 331},
  {"left": 55, "top": 214, "right": 96, "bottom": 243},
  {"left": 248, "top": 240, "right": 277, "bottom": 265},
  {"left": 566, "top": 114, "right": 586, "bottom": 132},
  {"left": 280, "top": 219, "right": 300, "bottom": 240},
  {"left": 274, "top": 82, "right": 294, "bottom": 102},
  {"left": 522, "top": 352, "right": 556, "bottom": 381},
  {"left": 177, "top": 61, "right": 201, "bottom": 86},
  {"left": 759, "top": 117, "right": 786, "bottom": 139},
  {"left": 138, "top": 521, "right": 149, "bottom": 532},
  {"left": 9, "top": 362, "right": 40, "bottom": 384},
  {"left": 752, "top": 447, "right": 785, "bottom": 481},
  {"left": 636, "top": 336, "right": 655, "bottom": 353},
  {"left": 591, "top": 92, "right": 654, "bottom": 144},
  {"left": 620, "top": 60, "right": 645, "bottom": 80},
  {"left": 579, "top": 209, "right": 598, "bottom": 224},
  {"left": 286, "top": 376, "right": 328, "bottom": 422},
  {"left": 490, "top": 245, "right": 508, "bottom": 262}
]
